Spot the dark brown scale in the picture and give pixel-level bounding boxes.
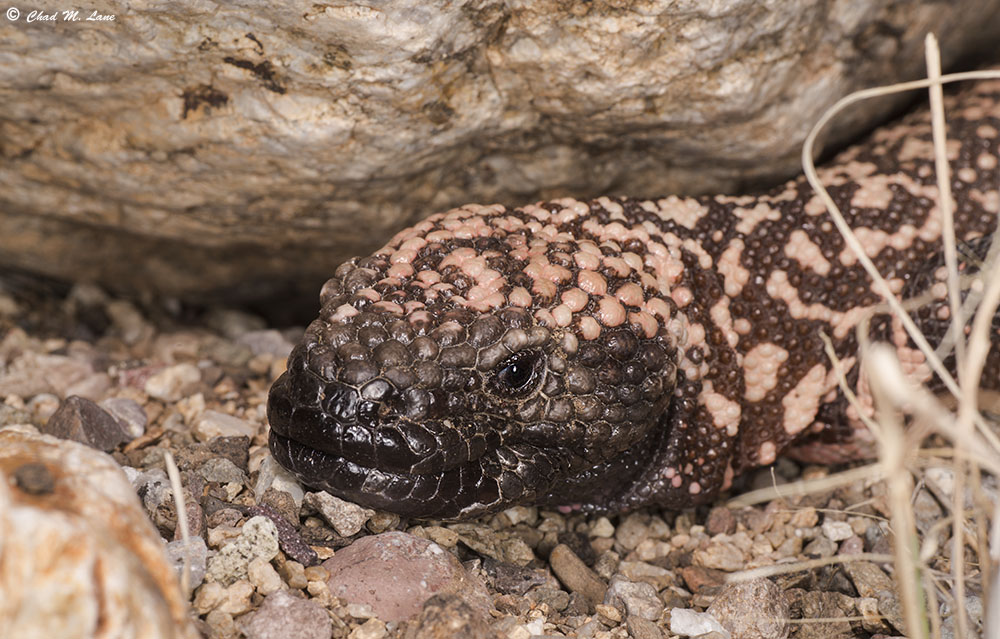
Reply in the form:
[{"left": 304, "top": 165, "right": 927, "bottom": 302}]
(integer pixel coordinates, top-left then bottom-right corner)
[
  {"left": 337, "top": 342, "right": 368, "bottom": 362},
  {"left": 341, "top": 360, "right": 378, "bottom": 386},
  {"left": 373, "top": 340, "right": 411, "bottom": 367},
  {"left": 357, "top": 326, "right": 388, "bottom": 348}
]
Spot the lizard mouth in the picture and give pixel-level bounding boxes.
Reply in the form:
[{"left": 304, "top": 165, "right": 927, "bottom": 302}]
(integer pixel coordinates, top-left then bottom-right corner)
[
  {"left": 267, "top": 430, "right": 503, "bottom": 519},
  {"left": 266, "top": 369, "right": 549, "bottom": 519}
]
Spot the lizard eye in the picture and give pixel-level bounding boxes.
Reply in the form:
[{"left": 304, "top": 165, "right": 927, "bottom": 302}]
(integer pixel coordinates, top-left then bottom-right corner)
[{"left": 494, "top": 351, "right": 542, "bottom": 396}]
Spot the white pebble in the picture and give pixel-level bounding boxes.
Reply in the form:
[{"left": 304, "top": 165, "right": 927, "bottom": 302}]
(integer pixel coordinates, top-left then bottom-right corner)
[
  {"left": 670, "top": 608, "right": 730, "bottom": 638},
  {"left": 194, "top": 409, "right": 256, "bottom": 441},
  {"left": 144, "top": 363, "right": 200, "bottom": 402},
  {"left": 821, "top": 520, "right": 854, "bottom": 542}
]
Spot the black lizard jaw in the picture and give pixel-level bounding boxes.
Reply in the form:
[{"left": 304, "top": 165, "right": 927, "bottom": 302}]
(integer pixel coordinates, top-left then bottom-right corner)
[
  {"left": 267, "top": 370, "right": 571, "bottom": 519},
  {"left": 268, "top": 429, "right": 575, "bottom": 519},
  {"left": 267, "top": 368, "right": 505, "bottom": 476},
  {"left": 268, "top": 430, "right": 509, "bottom": 519}
]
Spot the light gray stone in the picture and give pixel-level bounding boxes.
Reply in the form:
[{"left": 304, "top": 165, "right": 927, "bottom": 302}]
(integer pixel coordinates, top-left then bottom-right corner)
[
  {"left": 144, "top": 363, "right": 201, "bottom": 402},
  {"left": 193, "top": 409, "right": 256, "bottom": 441},
  {"left": 241, "top": 590, "right": 332, "bottom": 639},
  {"left": 303, "top": 490, "right": 374, "bottom": 537},
  {"left": 165, "top": 536, "right": 210, "bottom": 591},
  {"left": 254, "top": 455, "right": 305, "bottom": 506},
  {"left": 99, "top": 397, "right": 149, "bottom": 439},
  {"left": 206, "top": 516, "right": 281, "bottom": 586},
  {"left": 670, "top": 608, "right": 728, "bottom": 638},
  {"left": 3, "top": 1, "right": 1000, "bottom": 300},
  {"left": 604, "top": 575, "right": 663, "bottom": 621},
  {"left": 707, "top": 578, "right": 789, "bottom": 639}
]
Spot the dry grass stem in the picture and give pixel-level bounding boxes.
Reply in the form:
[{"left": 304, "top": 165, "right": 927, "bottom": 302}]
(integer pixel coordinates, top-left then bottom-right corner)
[
  {"left": 726, "top": 463, "right": 883, "bottom": 508},
  {"left": 728, "top": 552, "right": 895, "bottom": 583},
  {"left": 794, "top": 37, "right": 1000, "bottom": 638},
  {"left": 164, "top": 450, "right": 191, "bottom": 597}
]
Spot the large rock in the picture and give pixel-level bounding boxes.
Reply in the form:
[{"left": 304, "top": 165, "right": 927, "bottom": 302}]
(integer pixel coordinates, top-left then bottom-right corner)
[
  {"left": 0, "top": 426, "right": 198, "bottom": 639},
  {"left": 323, "top": 531, "right": 493, "bottom": 622},
  {"left": 2, "top": 1, "right": 1000, "bottom": 301}
]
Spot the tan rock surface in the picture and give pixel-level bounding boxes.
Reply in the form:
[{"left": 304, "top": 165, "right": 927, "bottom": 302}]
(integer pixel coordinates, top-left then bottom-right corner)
[
  {"left": 0, "top": 426, "right": 198, "bottom": 639},
  {"left": 2, "top": 1, "right": 1000, "bottom": 299}
]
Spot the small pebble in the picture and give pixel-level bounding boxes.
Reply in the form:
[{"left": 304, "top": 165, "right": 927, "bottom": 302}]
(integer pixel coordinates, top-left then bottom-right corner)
[
  {"left": 422, "top": 525, "right": 459, "bottom": 548},
  {"left": 280, "top": 560, "right": 308, "bottom": 590},
  {"left": 670, "top": 608, "right": 728, "bottom": 638},
  {"left": 706, "top": 507, "right": 737, "bottom": 536},
  {"left": 303, "top": 565, "right": 329, "bottom": 581},
  {"left": 165, "top": 536, "right": 209, "bottom": 590},
  {"left": 788, "top": 507, "right": 818, "bottom": 528},
  {"left": 41, "top": 395, "right": 130, "bottom": 451},
  {"left": 241, "top": 589, "right": 332, "bottom": 639},
  {"left": 193, "top": 581, "right": 225, "bottom": 614},
  {"left": 483, "top": 558, "right": 549, "bottom": 595},
  {"left": 206, "top": 308, "right": 267, "bottom": 339},
  {"left": 248, "top": 556, "right": 284, "bottom": 595},
  {"left": 604, "top": 575, "right": 662, "bottom": 621},
  {"left": 526, "top": 587, "right": 570, "bottom": 611},
  {"left": 500, "top": 505, "right": 538, "bottom": 526},
  {"left": 254, "top": 456, "right": 305, "bottom": 506},
  {"left": 98, "top": 397, "right": 148, "bottom": 438},
  {"left": 549, "top": 544, "right": 607, "bottom": 608},
  {"left": 0, "top": 351, "right": 92, "bottom": 398},
  {"left": 366, "top": 510, "right": 401, "bottom": 533},
  {"left": 838, "top": 535, "right": 865, "bottom": 555},
  {"left": 250, "top": 503, "right": 319, "bottom": 567},
  {"left": 0, "top": 292, "right": 21, "bottom": 316},
  {"left": 306, "top": 577, "right": 336, "bottom": 607},
  {"left": 207, "top": 516, "right": 280, "bottom": 586},
  {"left": 208, "top": 436, "right": 251, "bottom": 471},
  {"left": 403, "top": 594, "right": 496, "bottom": 639},
  {"left": 346, "top": 602, "right": 375, "bottom": 619},
  {"left": 802, "top": 536, "right": 837, "bottom": 559},
  {"left": 193, "top": 409, "right": 256, "bottom": 441},
  {"left": 626, "top": 615, "right": 664, "bottom": 639},
  {"left": 349, "top": 618, "right": 387, "bottom": 639},
  {"left": 105, "top": 300, "right": 151, "bottom": 344},
  {"left": 236, "top": 329, "right": 295, "bottom": 358},
  {"left": 796, "top": 591, "right": 852, "bottom": 637},
  {"left": 615, "top": 513, "right": 650, "bottom": 550},
  {"left": 856, "top": 597, "right": 891, "bottom": 634},
  {"left": 574, "top": 619, "right": 603, "bottom": 639},
  {"left": 693, "top": 540, "right": 745, "bottom": 572},
  {"left": 618, "top": 561, "right": 672, "bottom": 591},
  {"left": 64, "top": 372, "right": 111, "bottom": 401},
  {"left": 26, "top": 393, "right": 60, "bottom": 423},
  {"left": 590, "top": 517, "right": 615, "bottom": 538},
  {"left": 198, "top": 457, "right": 247, "bottom": 484},
  {"left": 821, "top": 520, "right": 854, "bottom": 542},
  {"left": 205, "top": 609, "right": 238, "bottom": 639},
  {"left": 303, "top": 490, "right": 374, "bottom": 537},
  {"left": 144, "top": 363, "right": 201, "bottom": 402},
  {"left": 595, "top": 603, "right": 622, "bottom": 623},
  {"left": 218, "top": 579, "right": 255, "bottom": 615},
  {"left": 706, "top": 578, "right": 789, "bottom": 639},
  {"left": 679, "top": 566, "right": 726, "bottom": 593}
]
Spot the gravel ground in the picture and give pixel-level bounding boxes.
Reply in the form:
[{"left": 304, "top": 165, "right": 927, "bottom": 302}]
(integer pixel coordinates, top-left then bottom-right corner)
[{"left": 0, "top": 276, "right": 987, "bottom": 639}]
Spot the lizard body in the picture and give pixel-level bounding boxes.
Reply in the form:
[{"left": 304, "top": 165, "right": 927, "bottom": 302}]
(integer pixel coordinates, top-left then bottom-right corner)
[{"left": 268, "top": 76, "right": 1000, "bottom": 519}]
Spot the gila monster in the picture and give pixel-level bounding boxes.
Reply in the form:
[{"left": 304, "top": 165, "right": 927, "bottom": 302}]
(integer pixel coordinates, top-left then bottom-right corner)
[{"left": 267, "top": 76, "right": 1000, "bottom": 520}]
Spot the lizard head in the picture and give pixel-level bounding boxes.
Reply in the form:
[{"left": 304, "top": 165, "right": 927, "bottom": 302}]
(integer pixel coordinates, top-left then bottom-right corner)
[{"left": 267, "top": 201, "right": 682, "bottom": 519}]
